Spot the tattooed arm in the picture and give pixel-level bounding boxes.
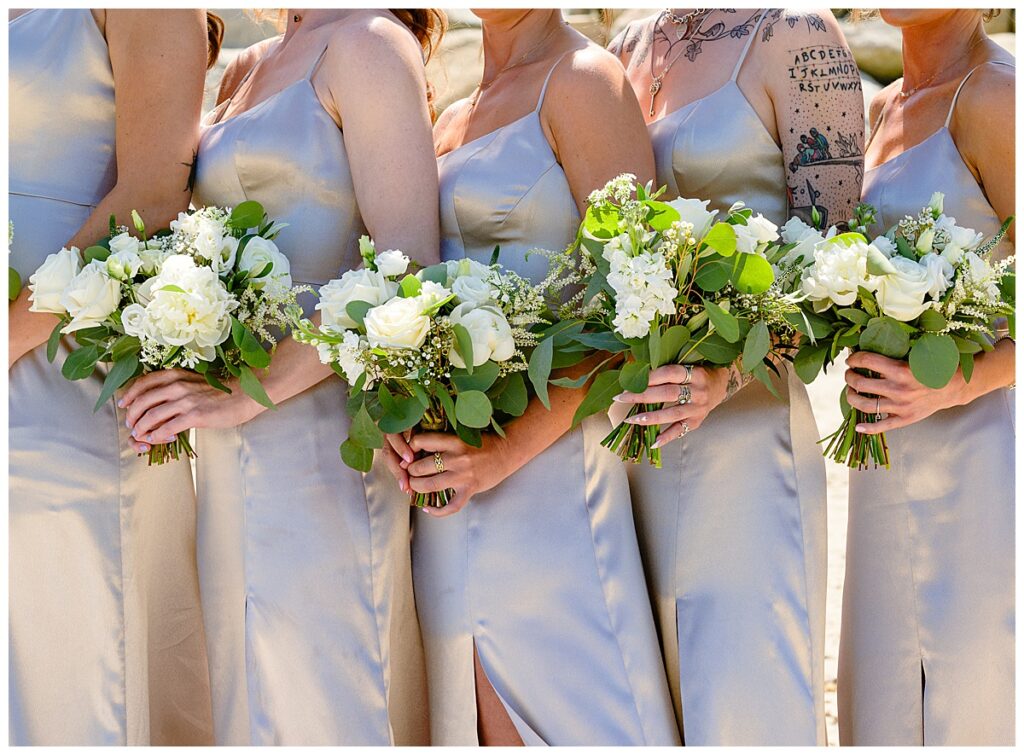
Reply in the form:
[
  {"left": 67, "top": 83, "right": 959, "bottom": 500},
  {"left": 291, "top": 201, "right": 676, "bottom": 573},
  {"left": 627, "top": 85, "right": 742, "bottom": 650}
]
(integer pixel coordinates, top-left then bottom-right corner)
[{"left": 760, "top": 9, "right": 865, "bottom": 228}]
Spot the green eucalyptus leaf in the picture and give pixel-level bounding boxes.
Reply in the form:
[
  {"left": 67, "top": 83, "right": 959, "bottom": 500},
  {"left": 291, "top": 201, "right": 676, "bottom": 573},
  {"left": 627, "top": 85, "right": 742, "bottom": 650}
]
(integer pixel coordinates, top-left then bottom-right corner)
[
  {"left": 692, "top": 333, "right": 741, "bottom": 364},
  {"left": 917, "top": 308, "right": 948, "bottom": 332},
  {"left": 741, "top": 320, "right": 771, "bottom": 370},
  {"left": 619, "top": 360, "right": 650, "bottom": 394},
  {"left": 345, "top": 300, "right": 373, "bottom": 329},
  {"left": 451, "top": 322, "right": 475, "bottom": 375},
  {"left": 94, "top": 354, "right": 140, "bottom": 412},
  {"left": 46, "top": 320, "right": 63, "bottom": 363},
  {"left": 694, "top": 256, "right": 732, "bottom": 292},
  {"left": 378, "top": 395, "right": 426, "bottom": 434},
  {"left": 908, "top": 333, "right": 960, "bottom": 389},
  {"left": 703, "top": 223, "right": 737, "bottom": 257},
  {"left": 83, "top": 245, "right": 111, "bottom": 264},
  {"left": 419, "top": 263, "right": 449, "bottom": 285},
  {"left": 730, "top": 252, "right": 774, "bottom": 295},
  {"left": 340, "top": 439, "right": 374, "bottom": 472},
  {"left": 454, "top": 390, "right": 492, "bottom": 429},
  {"left": 493, "top": 371, "right": 528, "bottom": 416},
  {"left": 659, "top": 325, "right": 691, "bottom": 364},
  {"left": 704, "top": 299, "right": 740, "bottom": 343},
  {"left": 61, "top": 344, "right": 102, "bottom": 381},
  {"left": 349, "top": 404, "right": 384, "bottom": 449},
  {"left": 452, "top": 360, "right": 500, "bottom": 393},
  {"left": 399, "top": 275, "right": 422, "bottom": 298},
  {"left": 229, "top": 200, "right": 265, "bottom": 231},
  {"left": 794, "top": 343, "right": 828, "bottom": 384},
  {"left": 859, "top": 317, "right": 911, "bottom": 359},
  {"left": 960, "top": 350, "right": 975, "bottom": 383},
  {"left": 9, "top": 267, "right": 22, "bottom": 301},
  {"left": 239, "top": 364, "right": 275, "bottom": 410},
  {"left": 527, "top": 336, "right": 553, "bottom": 408},
  {"left": 571, "top": 369, "right": 621, "bottom": 427}
]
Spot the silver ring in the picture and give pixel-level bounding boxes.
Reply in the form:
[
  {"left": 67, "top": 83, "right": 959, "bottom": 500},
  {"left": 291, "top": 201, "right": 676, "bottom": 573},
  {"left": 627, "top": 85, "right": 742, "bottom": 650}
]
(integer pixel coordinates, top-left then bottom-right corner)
[
  {"left": 678, "top": 421, "right": 690, "bottom": 438},
  {"left": 875, "top": 397, "right": 880, "bottom": 415},
  {"left": 681, "top": 365, "right": 693, "bottom": 384},
  {"left": 677, "top": 384, "right": 692, "bottom": 405}
]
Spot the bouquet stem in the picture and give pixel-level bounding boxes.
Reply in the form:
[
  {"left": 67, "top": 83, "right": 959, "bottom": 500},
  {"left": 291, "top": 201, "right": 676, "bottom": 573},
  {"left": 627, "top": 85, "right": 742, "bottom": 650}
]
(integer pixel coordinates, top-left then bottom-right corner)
[
  {"left": 410, "top": 404, "right": 455, "bottom": 509},
  {"left": 144, "top": 432, "right": 196, "bottom": 466},
  {"left": 602, "top": 403, "right": 663, "bottom": 468},
  {"left": 820, "top": 407, "right": 890, "bottom": 470}
]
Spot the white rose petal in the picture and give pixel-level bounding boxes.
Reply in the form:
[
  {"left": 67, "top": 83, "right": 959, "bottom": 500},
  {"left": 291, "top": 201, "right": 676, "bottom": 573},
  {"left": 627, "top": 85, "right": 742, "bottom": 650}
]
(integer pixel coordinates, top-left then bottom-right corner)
[
  {"left": 364, "top": 296, "right": 431, "bottom": 350},
  {"left": 452, "top": 275, "right": 495, "bottom": 306},
  {"left": 376, "top": 249, "right": 410, "bottom": 277},
  {"left": 920, "top": 252, "right": 953, "bottom": 299},
  {"left": 121, "top": 303, "right": 147, "bottom": 338},
  {"left": 734, "top": 214, "right": 779, "bottom": 255},
  {"left": 875, "top": 256, "right": 934, "bottom": 322},
  {"left": 239, "top": 236, "right": 291, "bottom": 296},
  {"left": 316, "top": 269, "right": 398, "bottom": 329},
  {"left": 667, "top": 197, "right": 717, "bottom": 239},
  {"left": 28, "top": 246, "right": 82, "bottom": 314},
  {"left": 60, "top": 264, "right": 121, "bottom": 333}
]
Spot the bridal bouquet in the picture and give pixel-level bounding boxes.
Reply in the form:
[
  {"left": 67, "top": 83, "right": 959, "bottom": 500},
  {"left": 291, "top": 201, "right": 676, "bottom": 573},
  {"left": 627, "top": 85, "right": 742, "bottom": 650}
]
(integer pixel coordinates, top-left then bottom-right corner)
[
  {"left": 292, "top": 237, "right": 552, "bottom": 508},
  {"left": 788, "top": 194, "right": 1014, "bottom": 469},
  {"left": 28, "top": 201, "right": 303, "bottom": 464},
  {"left": 538, "top": 174, "right": 802, "bottom": 467}
]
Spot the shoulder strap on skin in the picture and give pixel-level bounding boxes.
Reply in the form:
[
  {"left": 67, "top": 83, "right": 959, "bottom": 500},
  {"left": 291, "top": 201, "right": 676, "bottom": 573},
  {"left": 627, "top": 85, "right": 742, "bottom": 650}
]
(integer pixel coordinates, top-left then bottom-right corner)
[
  {"left": 732, "top": 9, "right": 768, "bottom": 81},
  {"left": 535, "top": 50, "right": 573, "bottom": 112},
  {"left": 865, "top": 104, "right": 886, "bottom": 149},
  {"left": 945, "top": 59, "right": 1015, "bottom": 127},
  {"left": 305, "top": 44, "right": 331, "bottom": 80}
]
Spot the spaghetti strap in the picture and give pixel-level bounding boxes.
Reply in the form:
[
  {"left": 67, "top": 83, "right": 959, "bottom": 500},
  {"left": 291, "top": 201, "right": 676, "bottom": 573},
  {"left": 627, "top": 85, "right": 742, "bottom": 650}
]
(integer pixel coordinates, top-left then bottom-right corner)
[
  {"left": 865, "top": 106, "right": 886, "bottom": 149},
  {"left": 305, "top": 44, "right": 330, "bottom": 80},
  {"left": 945, "top": 60, "right": 1015, "bottom": 127},
  {"left": 535, "top": 51, "right": 573, "bottom": 112},
  {"left": 731, "top": 10, "right": 767, "bottom": 81}
]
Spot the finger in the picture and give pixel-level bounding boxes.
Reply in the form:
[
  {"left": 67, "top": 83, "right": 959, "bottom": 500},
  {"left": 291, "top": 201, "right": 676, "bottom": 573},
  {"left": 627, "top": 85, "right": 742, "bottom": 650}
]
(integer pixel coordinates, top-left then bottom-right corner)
[
  {"left": 407, "top": 451, "right": 462, "bottom": 479},
  {"left": 386, "top": 433, "right": 415, "bottom": 465},
  {"left": 613, "top": 383, "right": 684, "bottom": 405},
  {"left": 135, "top": 411, "right": 199, "bottom": 445},
  {"left": 408, "top": 433, "right": 466, "bottom": 455},
  {"left": 653, "top": 419, "right": 700, "bottom": 449},
  {"left": 129, "top": 438, "right": 152, "bottom": 454},
  {"left": 855, "top": 415, "right": 908, "bottom": 434},
  {"left": 408, "top": 471, "right": 460, "bottom": 494},
  {"left": 131, "top": 399, "right": 192, "bottom": 440},
  {"left": 844, "top": 369, "right": 900, "bottom": 399},
  {"left": 624, "top": 404, "right": 700, "bottom": 427},
  {"left": 845, "top": 387, "right": 896, "bottom": 416},
  {"left": 424, "top": 489, "right": 471, "bottom": 518},
  {"left": 125, "top": 381, "right": 195, "bottom": 427},
  {"left": 846, "top": 351, "right": 903, "bottom": 377},
  {"left": 646, "top": 364, "right": 700, "bottom": 387},
  {"left": 120, "top": 369, "right": 198, "bottom": 407},
  {"left": 381, "top": 444, "right": 411, "bottom": 494}
]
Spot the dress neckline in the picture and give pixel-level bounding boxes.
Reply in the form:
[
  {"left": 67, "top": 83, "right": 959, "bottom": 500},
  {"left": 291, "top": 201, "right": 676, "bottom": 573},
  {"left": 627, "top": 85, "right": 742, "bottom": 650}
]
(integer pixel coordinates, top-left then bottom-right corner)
[
  {"left": 206, "top": 77, "right": 314, "bottom": 130},
  {"left": 864, "top": 126, "right": 952, "bottom": 176},
  {"left": 437, "top": 110, "right": 539, "bottom": 162}
]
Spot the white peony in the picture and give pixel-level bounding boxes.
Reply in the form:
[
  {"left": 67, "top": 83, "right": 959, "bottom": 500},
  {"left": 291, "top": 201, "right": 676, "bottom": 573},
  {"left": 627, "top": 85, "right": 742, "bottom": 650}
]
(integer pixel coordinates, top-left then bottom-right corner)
[
  {"left": 60, "top": 263, "right": 121, "bottom": 333},
  {"left": 801, "top": 238, "right": 878, "bottom": 309},
  {"left": 667, "top": 197, "right": 717, "bottom": 239},
  {"left": 920, "top": 252, "right": 953, "bottom": 299},
  {"left": 733, "top": 214, "right": 779, "bottom": 255},
  {"left": 375, "top": 249, "right": 410, "bottom": 277},
  {"left": 448, "top": 302, "right": 515, "bottom": 368},
  {"left": 28, "top": 246, "right": 82, "bottom": 314},
  {"left": 452, "top": 274, "right": 495, "bottom": 306},
  {"left": 169, "top": 211, "right": 200, "bottom": 237},
  {"left": 316, "top": 268, "right": 398, "bottom": 330},
  {"left": 137, "top": 255, "right": 234, "bottom": 360},
  {"left": 364, "top": 296, "right": 430, "bottom": 350},
  {"left": 874, "top": 255, "right": 934, "bottom": 322},
  {"left": 239, "top": 236, "right": 292, "bottom": 296}
]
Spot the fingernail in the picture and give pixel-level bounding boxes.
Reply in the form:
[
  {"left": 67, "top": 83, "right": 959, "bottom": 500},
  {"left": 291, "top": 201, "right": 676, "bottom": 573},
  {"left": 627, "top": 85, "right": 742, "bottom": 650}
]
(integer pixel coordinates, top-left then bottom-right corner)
[
  {"left": 855, "top": 425, "right": 866, "bottom": 433},
  {"left": 652, "top": 439, "right": 663, "bottom": 449},
  {"left": 126, "top": 419, "right": 132, "bottom": 428},
  {"left": 145, "top": 435, "right": 154, "bottom": 442},
  {"left": 117, "top": 399, "right": 125, "bottom": 408},
  {"left": 139, "top": 444, "right": 150, "bottom": 452},
  {"left": 404, "top": 453, "right": 413, "bottom": 463},
  {"left": 625, "top": 415, "right": 644, "bottom": 424},
  {"left": 612, "top": 393, "right": 626, "bottom": 402}
]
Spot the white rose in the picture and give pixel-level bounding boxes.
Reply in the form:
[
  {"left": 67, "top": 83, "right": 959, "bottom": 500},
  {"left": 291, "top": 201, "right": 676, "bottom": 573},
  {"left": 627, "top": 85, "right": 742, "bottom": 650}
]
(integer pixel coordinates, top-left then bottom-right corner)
[
  {"left": 733, "top": 214, "right": 779, "bottom": 255},
  {"left": 364, "top": 296, "right": 430, "bottom": 350},
  {"left": 416, "top": 280, "right": 451, "bottom": 310},
  {"left": 28, "top": 246, "right": 82, "bottom": 314},
  {"left": 121, "top": 303, "right": 147, "bottom": 338},
  {"left": 375, "top": 249, "right": 410, "bottom": 277},
  {"left": 445, "top": 257, "right": 493, "bottom": 284},
  {"left": 140, "top": 255, "right": 234, "bottom": 360},
  {"left": 801, "top": 238, "right": 877, "bottom": 309},
  {"left": 448, "top": 302, "right": 515, "bottom": 368},
  {"left": 920, "top": 252, "right": 953, "bottom": 299},
  {"left": 875, "top": 255, "right": 934, "bottom": 322},
  {"left": 780, "top": 217, "right": 826, "bottom": 267},
  {"left": 60, "top": 264, "right": 121, "bottom": 333},
  {"left": 935, "top": 215, "right": 983, "bottom": 264},
  {"left": 316, "top": 269, "right": 398, "bottom": 329},
  {"left": 169, "top": 211, "right": 199, "bottom": 237},
  {"left": 452, "top": 274, "right": 495, "bottom": 306},
  {"left": 667, "top": 197, "right": 717, "bottom": 238},
  {"left": 108, "top": 232, "right": 140, "bottom": 257},
  {"left": 239, "top": 236, "right": 291, "bottom": 296}
]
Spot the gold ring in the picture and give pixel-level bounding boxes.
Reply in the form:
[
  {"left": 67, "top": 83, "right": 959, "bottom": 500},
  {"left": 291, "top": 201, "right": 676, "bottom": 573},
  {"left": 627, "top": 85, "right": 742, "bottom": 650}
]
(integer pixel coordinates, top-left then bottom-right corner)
[
  {"left": 433, "top": 452, "right": 445, "bottom": 474},
  {"left": 677, "top": 384, "right": 692, "bottom": 405}
]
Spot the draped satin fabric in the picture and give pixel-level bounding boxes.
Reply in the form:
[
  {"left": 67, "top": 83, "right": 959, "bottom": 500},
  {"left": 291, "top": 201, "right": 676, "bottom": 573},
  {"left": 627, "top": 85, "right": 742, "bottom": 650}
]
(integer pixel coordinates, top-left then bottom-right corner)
[
  {"left": 8, "top": 9, "right": 213, "bottom": 745},
  {"left": 635, "top": 11, "right": 829, "bottom": 744},
  {"left": 840, "top": 63, "right": 1015, "bottom": 745},
  {"left": 189, "top": 50, "right": 427, "bottom": 745},
  {"left": 415, "top": 59, "right": 679, "bottom": 746}
]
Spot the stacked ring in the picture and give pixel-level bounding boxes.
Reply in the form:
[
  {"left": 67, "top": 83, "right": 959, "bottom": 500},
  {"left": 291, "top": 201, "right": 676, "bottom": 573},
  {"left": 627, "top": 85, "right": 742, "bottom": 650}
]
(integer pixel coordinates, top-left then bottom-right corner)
[
  {"left": 677, "top": 384, "right": 692, "bottom": 405},
  {"left": 433, "top": 452, "right": 445, "bottom": 474},
  {"left": 678, "top": 421, "right": 690, "bottom": 438}
]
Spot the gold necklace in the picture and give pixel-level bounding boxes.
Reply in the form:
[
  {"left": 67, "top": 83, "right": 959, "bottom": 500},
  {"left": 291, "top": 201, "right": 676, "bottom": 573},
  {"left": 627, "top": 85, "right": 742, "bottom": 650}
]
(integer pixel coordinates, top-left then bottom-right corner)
[
  {"left": 648, "top": 9, "right": 709, "bottom": 116},
  {"left": 898, "top": 34, "right": 985, "bottom": 100},
  {"left": 469, "top": 21, "right": 567, "bottom": 108}
]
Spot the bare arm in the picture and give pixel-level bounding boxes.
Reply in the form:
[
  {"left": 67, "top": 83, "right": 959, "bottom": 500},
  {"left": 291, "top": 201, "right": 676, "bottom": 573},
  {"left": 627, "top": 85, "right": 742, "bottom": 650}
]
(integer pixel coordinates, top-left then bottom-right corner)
[
  {"left": 764, "top": 9, "right": 865, "bottom": 228},
  {"left": 9, "top": 9, "right": 207, "bottom": 367},
  {"left": 405, "top": 46, "right": 655, "bottom": 514},
  {"left": 122, "top": 14, "right": 440, "bottom": 445}
]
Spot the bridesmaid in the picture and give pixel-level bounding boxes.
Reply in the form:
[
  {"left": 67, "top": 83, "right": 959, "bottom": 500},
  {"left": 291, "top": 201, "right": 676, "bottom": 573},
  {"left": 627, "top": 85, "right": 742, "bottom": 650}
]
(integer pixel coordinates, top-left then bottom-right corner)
[
  {"left": 839, "top": 9, "right": 1014, "bottom": 746},
  {"left": 387, "top": 9, "right": 679, "bottom": 746},
  {"left": 8, "top": 9, "right": 218, "bottom": 745},
  {"left": 119, "top": 9, "right": 443, "bottom": 745},
  {"left": 610, "top": 9, "right": 864, "bottom": 745}
]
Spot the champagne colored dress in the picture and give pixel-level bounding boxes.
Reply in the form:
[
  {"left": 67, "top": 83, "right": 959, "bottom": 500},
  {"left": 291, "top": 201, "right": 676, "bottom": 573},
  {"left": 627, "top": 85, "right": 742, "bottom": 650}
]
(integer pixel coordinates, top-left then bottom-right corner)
[
  {"left": 412, "top": 55, "right": 679, "bottom": 746},
  {"left": 8, "top": 9, "right": 212, "bottom": 745},
  {"left": 190, "top": 44, "right": 427, "bottom": 745},
  {"left": 637, "top": 11, "right": 829, "bottom": 744},
  {"left": 839, "top": 61, "right": 1015, "bottom": 746}
]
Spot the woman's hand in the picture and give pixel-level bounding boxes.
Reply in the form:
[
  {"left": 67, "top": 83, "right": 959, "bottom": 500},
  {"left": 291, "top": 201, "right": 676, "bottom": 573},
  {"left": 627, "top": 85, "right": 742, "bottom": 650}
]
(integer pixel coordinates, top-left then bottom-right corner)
[
  {"left": 120, "top": 368, "right": 263, "bottom": 451},
  {"left": 844, "top": 351, "right": 966, "bottom": 434},
  {"left": 612, "top": 364, "right": 733, "bottom": 448},
  {"left": 401, "top": 432, "right": 511, "bottom": 517}
]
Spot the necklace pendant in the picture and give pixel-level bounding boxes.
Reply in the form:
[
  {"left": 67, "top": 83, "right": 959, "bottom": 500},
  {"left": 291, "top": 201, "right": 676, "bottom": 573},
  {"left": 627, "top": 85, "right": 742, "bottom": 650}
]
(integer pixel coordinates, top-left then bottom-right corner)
[{"left": 649, "top": 79, "right": 662, "bottom": 97}]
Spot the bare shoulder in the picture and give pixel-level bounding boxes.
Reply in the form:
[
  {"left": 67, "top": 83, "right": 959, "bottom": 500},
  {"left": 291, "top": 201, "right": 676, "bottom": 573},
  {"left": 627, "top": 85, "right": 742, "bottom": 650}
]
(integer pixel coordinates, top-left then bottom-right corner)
[
  {"left": 869, "top": 80, "right": 901, "bottom": 125},
  {"left": 956, "top": 55, "right": 1015, "bottom": 122},
  {"left": 218, "top": 35, "right": 281, "bottom": 102},
  {"left": 756, "top": 8, "right": 846, "bottom": 56},
  {"left": 321, "top": 10, "right": 425, "bottom": 71},
  {"left": 547, "top": 42, "right": 633, "bottom": 108}
]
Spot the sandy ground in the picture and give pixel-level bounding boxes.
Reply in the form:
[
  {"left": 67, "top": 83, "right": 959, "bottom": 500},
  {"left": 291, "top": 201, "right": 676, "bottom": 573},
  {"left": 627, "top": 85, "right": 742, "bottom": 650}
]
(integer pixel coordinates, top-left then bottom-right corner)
[{"left": 804, "top": 355, "right": 850, "bottom": 746}]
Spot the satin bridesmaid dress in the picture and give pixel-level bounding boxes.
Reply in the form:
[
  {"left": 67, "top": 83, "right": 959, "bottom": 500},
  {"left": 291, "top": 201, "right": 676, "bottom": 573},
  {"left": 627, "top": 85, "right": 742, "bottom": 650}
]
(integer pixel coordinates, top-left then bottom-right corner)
[
  {"left": 633, "top": 10, "right": 829, "bottom": 744},
  {"left": 190, "top": 43, "right": 427, "bottom": 745},
  {"left": 838, "top": 61, "right": 1015, "bottom": 746},
  {"left": 8, "top": 9, "right": 213, "bottom": 745},
  {"left": 412, "top": 54, "right": 679, "bottom": 747}
]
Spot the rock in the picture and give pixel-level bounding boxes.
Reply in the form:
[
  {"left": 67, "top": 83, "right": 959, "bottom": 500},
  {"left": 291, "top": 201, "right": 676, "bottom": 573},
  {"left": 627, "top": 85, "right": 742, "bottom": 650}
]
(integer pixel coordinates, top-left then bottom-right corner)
[{"left": 840, "top": 17, "right": 904, "bottom": 84}]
